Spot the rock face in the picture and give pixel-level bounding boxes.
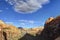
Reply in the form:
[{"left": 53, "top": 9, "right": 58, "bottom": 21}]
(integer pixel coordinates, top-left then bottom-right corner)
[
  {"left": 0, "top": 20, "right": 7, "bottom": 28},
  {"left": 27, "top": 27, "right": 44, "bottom": 36},
  {"left": 19, "top": 16, "right": 60, "bottom": 40},
  {"left": 36, "top": 16, "right": 60, "bottom": 40},
  {"left": 45, "top": 17, "right": 54, "bottom": 24},
  {"left": 0, "top": 20, "right": 22, "bottom": 40},
  {"left": 0, "top": 20, "right": 7, "bottom": 40}
]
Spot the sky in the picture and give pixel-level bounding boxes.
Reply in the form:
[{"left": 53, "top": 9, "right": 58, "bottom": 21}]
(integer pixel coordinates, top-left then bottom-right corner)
[{"left": 0, "top": 0, "right": 60, "bottom": 28}]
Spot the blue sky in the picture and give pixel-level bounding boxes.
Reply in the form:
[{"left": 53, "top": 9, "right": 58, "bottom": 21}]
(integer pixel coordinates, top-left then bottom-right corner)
[{"left": 0, "top": 0, "right": 60, "bottom": 28}]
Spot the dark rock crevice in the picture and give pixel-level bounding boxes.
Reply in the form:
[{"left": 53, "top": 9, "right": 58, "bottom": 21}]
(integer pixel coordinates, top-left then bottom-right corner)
[{"left": 3, "top": 32, "right": 7, "bottom": 40}]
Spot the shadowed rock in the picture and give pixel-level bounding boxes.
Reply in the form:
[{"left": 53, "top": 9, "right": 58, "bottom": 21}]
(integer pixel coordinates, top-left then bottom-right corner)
[
  {"left": 18, "top": 33, "right": 36, "bottom": 40},
  {"left": 3, "top": 32, "right": 7, "bottom": 40},
  {"left": 19, "top": 16, "right": 60, "bottom": 40},
  {"left": 36, "top": 16, "right": 60, "bottom": 40},
  {"left": 0, "top": 27, "right": 7, "bottom": 40}
]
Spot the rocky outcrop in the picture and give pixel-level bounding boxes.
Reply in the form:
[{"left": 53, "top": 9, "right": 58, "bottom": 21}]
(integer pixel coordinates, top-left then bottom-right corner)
[
  {"left": 27, "top": 27, "right": 44, "bottom": 36},
  {"left": 45, "top": 17, "right": 54, "bottom": 24},
  {"left": 0, "top": 20, "right": 8, "bottom": 28},
  {"left": 0, "top": 20, "right": 22, "bottom": 40},
  {"left": 36, "top": 16, "right": 60, "bottom": 40},
  {"left": 19, "top": 16, "right": 60, "bottom": 40},
  {"left": 0, "top": 20, "right": 7, "bottom": 40}
]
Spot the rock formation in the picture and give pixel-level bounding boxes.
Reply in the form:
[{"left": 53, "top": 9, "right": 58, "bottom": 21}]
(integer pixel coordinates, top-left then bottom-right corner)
[
  {"left": 0, "top": 16, "right": 60, "bottom": 40},
  {"left": 0, "top": 20, "right": 22, "bottom": 40},
  {"left": 0, "top": 20, "right": 7, "bottom": 40},
  {"left": 36, "top": 16, "right": 60, "bottom": 40},
  {"left": 45, "top": 17, "right": 54, "bottom": 24}
]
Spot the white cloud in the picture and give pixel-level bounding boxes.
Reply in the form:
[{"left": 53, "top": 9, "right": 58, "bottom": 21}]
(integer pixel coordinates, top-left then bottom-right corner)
[
  {"left": 28, "top": 21, "right": 34, "bottom": 24},
  {"left": 19, "top": 20, "right": 35, "bottom": 24},
  {"left": 5, "top": 22, "right": 14, "bottom": 24},
  {"left": 5, "top": 0, "right": 50, "bottom": 14},
  {"left": 19, "top": 23, "right": 26, "bottom": 27},
  {"left": 20, "top": 23, "right": 25, "bottom": 25},
  {"left": 19, "top": 20, "right": 28, "bottom": 22},
  {"left": 0, "top": 10, "right": 3, "bottom": 12}
]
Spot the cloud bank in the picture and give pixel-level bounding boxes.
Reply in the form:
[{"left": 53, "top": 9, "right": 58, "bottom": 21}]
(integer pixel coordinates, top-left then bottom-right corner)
[
  {"left": 19, "top": 20, "right": 35, "bottom": 24},
  {"left": 6, "top": 0, "right": 50, "bottom": 14},
  {"left": 18, "top": 20, "right": 40, "bottom": 28}
]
